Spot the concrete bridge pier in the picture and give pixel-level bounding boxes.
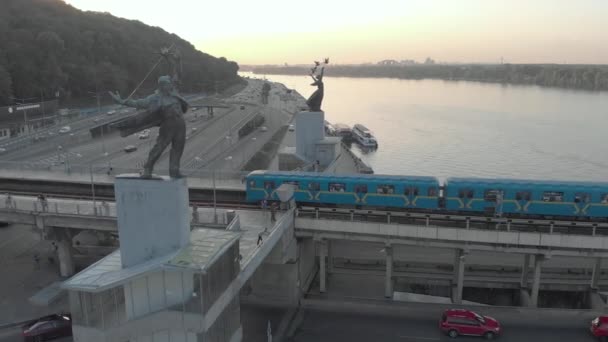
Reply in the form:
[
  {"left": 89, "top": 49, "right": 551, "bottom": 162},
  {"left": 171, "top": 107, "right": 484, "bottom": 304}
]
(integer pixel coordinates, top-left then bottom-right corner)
[
  {"left": 588, "top": 257, "right": 606, "bottom": 309},
  {"left": 452, "top": 249, "right": 467, "bottom": 304},
  {"left": 384, "top": 245, "right": 393, "bottom": 298},
  {"left": 519, "top": 254, "right": 532, "bottom": 307},
  {"left": 56, "top": 229, "right": 75, "bottom": 277},
  {"left": 530, "top": 254, "right": 548, "bottom": 307},
  {"left": 318, "top": 239, "right": 327, "bottom": 293}
]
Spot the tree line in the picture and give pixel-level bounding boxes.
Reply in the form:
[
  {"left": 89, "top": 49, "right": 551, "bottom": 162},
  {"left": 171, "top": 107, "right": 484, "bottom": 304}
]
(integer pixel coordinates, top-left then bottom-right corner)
[
  {"left": 252, "top": 64, "right": 608, "bottom": 91},
  {"left": 0, "top": 0, "right": 242, "bottom": 106}
]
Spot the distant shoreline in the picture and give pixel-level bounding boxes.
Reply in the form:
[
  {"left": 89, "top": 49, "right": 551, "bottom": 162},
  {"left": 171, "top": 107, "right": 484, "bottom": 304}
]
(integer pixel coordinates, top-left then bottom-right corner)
[{"left": 246, "top": 64, "right": 608, "bottom": 92}]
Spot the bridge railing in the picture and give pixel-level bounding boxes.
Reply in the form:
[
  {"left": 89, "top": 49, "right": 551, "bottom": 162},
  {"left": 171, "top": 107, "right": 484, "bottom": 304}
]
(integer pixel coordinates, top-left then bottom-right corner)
[{"left": 0, "top": 160, "right": 249, "bottom": 182}]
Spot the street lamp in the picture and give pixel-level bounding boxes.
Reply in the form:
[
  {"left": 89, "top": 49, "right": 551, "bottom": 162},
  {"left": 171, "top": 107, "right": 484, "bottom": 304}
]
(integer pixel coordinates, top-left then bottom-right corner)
[
  {"left": 88, "top": 90, "right": 107, "bottom": 156},
  {"left": 10, "top": 96, "right": 38, "bottom": 135}
]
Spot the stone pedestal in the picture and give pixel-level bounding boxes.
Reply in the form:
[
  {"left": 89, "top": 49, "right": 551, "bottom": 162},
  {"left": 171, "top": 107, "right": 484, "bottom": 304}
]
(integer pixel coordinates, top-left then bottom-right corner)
[
  {"left": 114, "top": 175, "right": 190, "bottom": 268},
  {"left": 295, "top": 111, "right": 325, "bottom": 161}
]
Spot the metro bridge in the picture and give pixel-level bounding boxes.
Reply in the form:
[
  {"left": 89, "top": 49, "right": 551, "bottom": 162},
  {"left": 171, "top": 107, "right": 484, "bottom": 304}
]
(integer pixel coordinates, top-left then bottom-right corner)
[{"left": 2, "top": 167, "right": 608, "bottom": 312}]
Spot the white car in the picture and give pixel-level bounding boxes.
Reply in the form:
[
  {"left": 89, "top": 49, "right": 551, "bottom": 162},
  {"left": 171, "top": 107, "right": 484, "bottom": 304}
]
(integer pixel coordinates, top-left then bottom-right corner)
[
  {"left": 58, "top": 126, "right": 71, "bottom": 134},
  {"left": 123, "top": 145, "right": 137, "bottom": 153},
  {"left": 260, "top": 126, "right": 268, "bottom": 132},
  {"left": 288, "top": 124, "right": 295, "bottom": 132},
  {"left": 107, "top": 110, "right": 116, "bottom": 116},
  {"left": 138, "top": 129, "right": 150, "bottom": 139},
  {"left": 0, "top": 147, "right": 6, "bottom": 154}
]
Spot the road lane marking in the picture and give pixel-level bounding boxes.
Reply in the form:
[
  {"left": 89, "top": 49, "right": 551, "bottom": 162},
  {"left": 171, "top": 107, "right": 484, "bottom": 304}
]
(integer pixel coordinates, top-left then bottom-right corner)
[{"left": 398, "top": 335, "right": 440, "bottom": 341}]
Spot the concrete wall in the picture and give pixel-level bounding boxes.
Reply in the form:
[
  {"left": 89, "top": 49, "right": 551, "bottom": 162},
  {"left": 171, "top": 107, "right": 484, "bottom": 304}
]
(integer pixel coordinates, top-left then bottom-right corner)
[
  {"left": 296, "top": 217, "right": 608, "bottom": 257},
  {"left": 295, "top": 111, "right": 324, "bottom": 161},
  {"left": 115, "top": 176, "right": 190, "bottom": 268}
]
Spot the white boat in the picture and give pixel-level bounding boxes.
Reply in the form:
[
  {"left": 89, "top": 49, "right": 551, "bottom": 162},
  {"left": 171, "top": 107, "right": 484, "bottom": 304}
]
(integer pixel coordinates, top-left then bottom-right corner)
[
  {"left": 352, "top": 124, "right": 378, "bottom": 147},
  {"left": 333, "top": 123, "right": 352, "bottom": 139}
]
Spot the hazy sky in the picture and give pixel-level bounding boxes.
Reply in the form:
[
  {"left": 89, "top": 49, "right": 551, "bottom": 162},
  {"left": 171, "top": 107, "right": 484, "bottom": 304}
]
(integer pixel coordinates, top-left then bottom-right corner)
[{"left": 64, "top": 0, "right": 608, "bottom": 65}]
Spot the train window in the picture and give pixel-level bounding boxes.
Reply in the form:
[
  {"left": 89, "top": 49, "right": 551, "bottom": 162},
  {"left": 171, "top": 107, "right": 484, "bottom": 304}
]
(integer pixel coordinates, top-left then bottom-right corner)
[
  {"left": 405, "top": 187, "right": 420, "bottom": 196},
  {"left": 516, "top": 191, "right": 532, "bottom": 201},
  {"left": 354, "top": 184, "right": 368, "bottom": 193},
  {"left": 542, "top": 191, "right": 564, "bottom": 202},
  {"left": 308, "top": 182, "right": 320, "bottom": 191},
  {"left": 574, "top": 192, "right": 590, "bottom": 203},
  {"left": 601, "top": 194, "right": 608, "bottom": 204},
  {"left": 264, "top": 181, "right": 275, "bottom": 189},
  {"left": 284, "top": 181, "right": 300, "bottom": 190},
  {"left": 428, "top": 188, "right": 437, "bottom": 196},
  {"left": 328, "top": 183, "right": 346, "bottom": 192},
  {"left": 377, "top": 184, "right": 395, "bottom": 194},
  {"left": 484, "top": 189, "right": 503, "bottom": 202},
  {"left": 248, "top": 180, "right": 256, "bottom": 188},
  {"left": 459, "top": 189, "right": 474, "bottom": 198}
]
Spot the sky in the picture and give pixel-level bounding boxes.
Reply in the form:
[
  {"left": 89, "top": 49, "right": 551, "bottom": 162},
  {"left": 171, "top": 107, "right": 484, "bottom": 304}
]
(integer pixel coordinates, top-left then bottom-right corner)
[{"left": 64, "top": 0, "right": 608, "bottom": 65}]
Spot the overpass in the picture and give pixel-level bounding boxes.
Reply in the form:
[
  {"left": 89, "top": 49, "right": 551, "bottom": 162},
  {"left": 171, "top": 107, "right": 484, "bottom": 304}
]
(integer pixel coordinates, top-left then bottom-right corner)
[{"left": 2, "top": 187, "right": 608, "bottom": 310}]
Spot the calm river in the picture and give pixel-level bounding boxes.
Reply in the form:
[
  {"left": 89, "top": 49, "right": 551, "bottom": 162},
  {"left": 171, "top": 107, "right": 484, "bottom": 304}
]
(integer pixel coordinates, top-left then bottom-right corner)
[{"left": 242, "top": 72, "right": 608, "bottom": 182}]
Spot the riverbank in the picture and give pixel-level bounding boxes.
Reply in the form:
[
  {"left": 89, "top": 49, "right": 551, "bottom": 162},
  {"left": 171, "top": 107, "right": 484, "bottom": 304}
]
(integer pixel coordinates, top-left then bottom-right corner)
[{"left": 249, "top": 64, "right": 608, "bottom": 92}]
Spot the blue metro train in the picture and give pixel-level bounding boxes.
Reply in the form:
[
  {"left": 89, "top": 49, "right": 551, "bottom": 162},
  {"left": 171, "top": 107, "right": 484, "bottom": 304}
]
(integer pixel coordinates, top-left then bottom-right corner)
[{"left": 245, "top": 171, "right": 608, "bottom": 220}]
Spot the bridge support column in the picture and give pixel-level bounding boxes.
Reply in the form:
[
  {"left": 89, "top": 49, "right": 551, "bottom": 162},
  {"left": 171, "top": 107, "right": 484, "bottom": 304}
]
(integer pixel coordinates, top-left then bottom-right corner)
[
  {"left": 591, "top": 257, "right": 602, "bottom": 290},
  {"left": 385, "top": 245, "right": 393, "bottom": 298},
  {"left": 57, "top": 231, "right": 74, "bottom": 277},
  {"left": 318, "top": 240, "right": 327, "bottom": 293},
  {"left": 327, "top": 240, "right": 333, "bottom": 274},
  {"left": 520, "top": 254, "right": 530, "bottom": 288},
  {"left": 530, "top": 255, "right": 545, "bottom": 307},
  {"left": 452, "top": 249, "right": 466, "bottom": 304}
]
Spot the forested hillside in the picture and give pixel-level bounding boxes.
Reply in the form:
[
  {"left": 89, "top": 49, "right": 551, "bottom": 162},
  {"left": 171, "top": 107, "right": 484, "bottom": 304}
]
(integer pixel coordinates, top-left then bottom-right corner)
[{"left": 0, "top": 0, "right": 241, "bottom": 106}]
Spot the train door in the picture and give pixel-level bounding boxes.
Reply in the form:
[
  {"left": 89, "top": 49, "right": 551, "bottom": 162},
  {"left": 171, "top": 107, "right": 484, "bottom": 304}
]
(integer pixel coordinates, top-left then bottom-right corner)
[{"left": 404, "top": 186, "right": 419, "bottom": 208}]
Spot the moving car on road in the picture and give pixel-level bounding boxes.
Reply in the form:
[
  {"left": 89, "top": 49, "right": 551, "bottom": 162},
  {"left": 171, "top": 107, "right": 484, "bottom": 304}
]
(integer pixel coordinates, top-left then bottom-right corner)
[
  {"left": 439, "top": 309, "right": 501, "bottom": 339},
  {"left": 58, "top": 126, "right": 71, "bottom": 134},
  {"left": 138, "top": 129, "right": 150, "bottom": 139},
  {"left": 123, "top": 145, "right": 137, "bottom": 153},
  {"left": 591, "top": 316, "right": 608, "bottom": 341},
  {"left": 288, "top": 124, "right": 295, "bottom": 132},
  {"left": 22, "top": 313, "right": 72, "bottom": 342}
]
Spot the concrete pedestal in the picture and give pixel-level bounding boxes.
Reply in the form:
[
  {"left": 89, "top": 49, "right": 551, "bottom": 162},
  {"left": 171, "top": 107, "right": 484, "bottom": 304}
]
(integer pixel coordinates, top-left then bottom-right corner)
[
  {"left": 115, "top": 175, "right": 190, "bottom": 268},
  {"left": 295, "top": 111, "right": 325, "bottom": 161}
]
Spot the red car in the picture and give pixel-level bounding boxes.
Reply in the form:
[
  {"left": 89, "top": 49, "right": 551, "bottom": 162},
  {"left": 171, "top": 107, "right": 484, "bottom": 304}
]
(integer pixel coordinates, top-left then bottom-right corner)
[
  {"left": 439, "top": 309, "right": 501, "bottom": 339},
  {"left": 591, "top": 316, "right": 608, "bottom": 341},
  {"left": 22, "top": 313, "right": 72, "bottom": 342}
]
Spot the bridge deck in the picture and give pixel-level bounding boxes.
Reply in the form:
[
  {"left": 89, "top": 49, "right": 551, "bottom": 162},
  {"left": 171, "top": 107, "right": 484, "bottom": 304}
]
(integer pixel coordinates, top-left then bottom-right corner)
[{"left": 0, "top": 168, "right": 245, "bottom": 191}]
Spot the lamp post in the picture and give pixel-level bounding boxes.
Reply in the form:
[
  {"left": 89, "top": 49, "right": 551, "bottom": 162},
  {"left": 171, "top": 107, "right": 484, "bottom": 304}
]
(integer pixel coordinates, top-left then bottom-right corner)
[
  {"left": 88, "top": 88, "right": 107, "bottom": 156},
  {"left": 10, "top": 96, "right": 37, "bottom": 135}
]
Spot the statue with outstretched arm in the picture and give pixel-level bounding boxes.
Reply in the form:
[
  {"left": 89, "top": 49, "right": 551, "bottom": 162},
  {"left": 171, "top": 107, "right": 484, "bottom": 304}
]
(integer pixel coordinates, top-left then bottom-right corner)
[
  {"left": 109, "top": 75, "right": 189, "bottom": 178},
  {"left": 306, "top": 58, "right": 328, "bottom": 112}
]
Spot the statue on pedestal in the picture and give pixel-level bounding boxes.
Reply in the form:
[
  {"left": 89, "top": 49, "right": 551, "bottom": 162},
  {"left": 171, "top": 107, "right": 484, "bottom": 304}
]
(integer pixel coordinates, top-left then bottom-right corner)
[
  {"left": 109, "top": 48, "right": 189, "bottom": 178},
  {"left": 306, "top": 58, "right": 329, "bottom": 112}
]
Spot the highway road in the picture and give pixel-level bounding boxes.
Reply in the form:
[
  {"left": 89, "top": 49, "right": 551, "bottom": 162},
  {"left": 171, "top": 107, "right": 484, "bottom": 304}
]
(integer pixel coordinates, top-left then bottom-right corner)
[
  {"left": 291, "top": 309, "right": 597, "bottom": 342},
  {"left": 0, "top": 80, "right": 303, "bottom": 175}
]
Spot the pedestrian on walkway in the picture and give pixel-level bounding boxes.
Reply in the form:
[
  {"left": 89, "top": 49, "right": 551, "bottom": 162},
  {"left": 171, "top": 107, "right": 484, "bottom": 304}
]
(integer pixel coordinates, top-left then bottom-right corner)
[
  {"left": 102, "top": 201, "right": 110, "bottom": 216},
  {"left": 5, "top": 192, "right": 12, "bottom": 209},
  {"left": 270, "top": 202, "right": 277, "bottom": 222},
  {"left": 257, "top": 233, "right": 263, "bottom": 246},
  {"left": 33, "top": 253, "right": 40, "bottom": 270}
]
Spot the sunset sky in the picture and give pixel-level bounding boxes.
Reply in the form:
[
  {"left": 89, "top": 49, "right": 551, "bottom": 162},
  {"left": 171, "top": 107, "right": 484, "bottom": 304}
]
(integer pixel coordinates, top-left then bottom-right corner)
[{"left": 64, "top": 0, "right": 608, "bottom": 65}]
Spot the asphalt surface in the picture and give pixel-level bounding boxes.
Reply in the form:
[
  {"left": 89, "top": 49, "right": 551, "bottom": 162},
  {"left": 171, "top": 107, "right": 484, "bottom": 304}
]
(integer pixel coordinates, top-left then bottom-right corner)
[
  {"left": 0, "top": 326, "right": 72, "bottom": 342},
  {"left": 290, "top": 309, "right": 597, "bottom": 342}
]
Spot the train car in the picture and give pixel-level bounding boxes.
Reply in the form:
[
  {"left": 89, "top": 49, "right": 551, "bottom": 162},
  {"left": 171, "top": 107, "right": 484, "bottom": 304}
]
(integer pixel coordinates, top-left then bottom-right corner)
[
  {"left": 444, "top": 177, "right": 608, "bottom": 219},
  {"left": 245, "top": 171, "right": 441, "bottom": 210}
]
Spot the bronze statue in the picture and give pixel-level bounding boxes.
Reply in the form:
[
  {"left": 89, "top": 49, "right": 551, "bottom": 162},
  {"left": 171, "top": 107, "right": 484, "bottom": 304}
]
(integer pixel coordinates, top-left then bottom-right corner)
[
  {"left": 109, "top": 48, "right": 188, "bottom": 178},
  {"left": 109, "top": 76, "right": 188, "bottom": 178},
  {"left": 306, "top": 58, "right": 329, "bottom": 112}
]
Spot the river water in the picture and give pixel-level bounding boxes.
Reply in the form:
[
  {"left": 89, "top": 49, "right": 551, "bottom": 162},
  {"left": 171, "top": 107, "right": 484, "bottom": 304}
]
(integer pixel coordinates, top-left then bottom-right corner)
[{"left": 241, "top": 72, "right": 608, "bottom": 182}]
